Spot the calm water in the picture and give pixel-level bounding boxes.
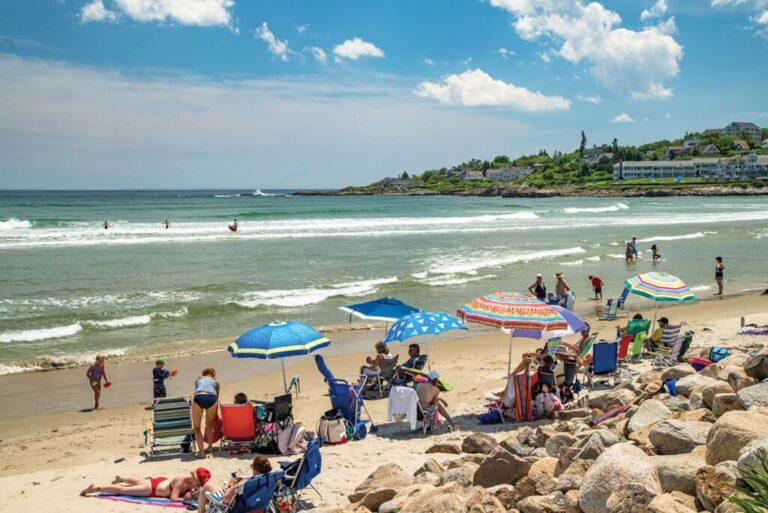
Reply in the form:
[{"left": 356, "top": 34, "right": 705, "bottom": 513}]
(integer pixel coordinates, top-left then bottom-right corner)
[{"left": 1, "top": 190, "right": 766, "bottom": 373}]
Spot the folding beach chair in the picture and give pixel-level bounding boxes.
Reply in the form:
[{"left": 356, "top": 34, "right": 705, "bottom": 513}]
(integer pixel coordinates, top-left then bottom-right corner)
[
  {"left": 653, "top": 330, "right": 694, "bottom": 368},
  {"left": 388, "top": 386, "right": 433, "bottom": 433},
  {"left": 276, "top": 438, "right": 322, "bottom": 512},
  {"left": 578, "top": 333, "right": 597, "bottom": 364},
  {"left": 617, "top": 334, "right": 633, "bottom": 361},
  {"left": 583, "top": 341, "right": 619, "bottom": 387},
  {"left": 361, "top": 355, "right": 399, "bottom": 398},
  {"left": 219, "top": 403, "right": 256, "bottom": 453},
  {"left": 599, "top": 288, "right": 630, "bottom": 320},
  {"left": 252, "top": 394, "right": 294, "bottom": 452},
  {"left": 145, "top": 396, "right": 194, "bottom": 457},
  {"left": 627, "top": 332, "right": 646, "bottom": 362},
  {"left": 204, "top": 470, "right": 284, "bottom": 513},
  {"left": 314, "top": 355, "right": 375, "bottom": 439}
]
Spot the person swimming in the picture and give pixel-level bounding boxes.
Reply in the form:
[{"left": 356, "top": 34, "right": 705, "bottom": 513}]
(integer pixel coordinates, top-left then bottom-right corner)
[
  {"left": 103, "top": 220, "right": 110, "bottom": 230},
  {"left": 164, "top": 219, "right": 170, "bottom": 229}
]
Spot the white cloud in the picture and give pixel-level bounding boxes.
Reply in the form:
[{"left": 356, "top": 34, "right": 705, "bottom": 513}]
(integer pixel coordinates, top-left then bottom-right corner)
[
  {"left": 654, "top": 17, "right": 677, "bottom": 35},
  {"left": 255, "top": 22, "right": 290, "bottom": 62},
  {"left": 641, "top": 0, "right": 668, "bottom": 21},
  {"left": 424, "top": 58, "right": 435, "bottom": 66},
  {"left": 665, "top": 112, "right": 672, "bottom": 118},
  {"left": 631, "top": 82, "right": 673, "bottom": 100},
  {"left": 489, "top": 0, "right": 683, "bottom": 100},
  {"left": 108, "top": 0, "right": 234, "bottom": 26},
  {"left": 415, "top": 68, "right": 571, "bottom": 111},
  {"left": 332, "top": 38, "right": 385, "bottom": 61},
  {"left": 295, "top": 24, "right": 308, "bottom": 34},
  {"left": 538, "top": 51, "right": 551, "bottom": 63},
  {"left": 80, "top": 0, "right": 118, "bottom": 23},
  {"left": 711, "top": 0, "right": 768, "bottom": 38},
  {"left": 576, "top": 94, "right": 602, "bottom": 104},
  {"left": 611, "top": 112, "right": 635, "bottom": 123},
  {"left": 497, "top": 47, "right": 514, "bottom": 59},
  {"left": 757, "top": 10, "right": 768, "bottom": 23},
  {"left": 710, "top": 0, "right": 746, "bottom": 6},
  {"left": 307, "top": 46, "right": 327, "bottom": 64}
]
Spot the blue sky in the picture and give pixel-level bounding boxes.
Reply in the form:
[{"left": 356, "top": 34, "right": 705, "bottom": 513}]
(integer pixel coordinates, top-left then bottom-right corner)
[{"left": 1, "top": 0, "right": 767, "bottom": 189}]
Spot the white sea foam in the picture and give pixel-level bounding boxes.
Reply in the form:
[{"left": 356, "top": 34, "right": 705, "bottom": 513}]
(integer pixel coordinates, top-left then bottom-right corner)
[
  {"left": 563, "top": 203, "right": 629, "bottom": 214},
  {"left": 84, "top": 314, "right": 152, "bottom": 329},
  {"left": 0, "top": 364, "right": 43, "bottom": 375},
  {"left": 638, "top": 232, "right": 714, "bottom": 242},
  {"left": 559, "top": 259, "right": 584, "bottom": 266},
  {"left": 690, "top": 285, "right": 713, "bottom": 292},
  {"left": 233, "top": 277, "right": 398, "bottom": 308},
  {"left": 418, "top": 274, "right": 497, "bottom": 287},
  {"left": 606, "top": 253, "right": 627, "bottom": 259},
  {"left": 586, "top": 256, "right": 601, "bottom": 262},
  {"left": 0, "top": 323, "right": 83, "bottom": 343},
  {"left": 0, "top": 218, "right": 32, "bottom": 230},
  {"left": 427, "top": 247, "right": 587, "bottom": 275}
]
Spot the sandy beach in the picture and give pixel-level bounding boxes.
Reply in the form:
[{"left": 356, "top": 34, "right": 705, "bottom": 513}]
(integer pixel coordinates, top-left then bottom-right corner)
[{"left": 1, "top": 293, "right": 766, "bottom": 513}]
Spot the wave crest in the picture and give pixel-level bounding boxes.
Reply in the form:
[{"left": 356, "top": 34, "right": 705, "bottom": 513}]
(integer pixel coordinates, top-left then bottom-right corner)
[
  {"left": 231, "top": 277, "right": 398, "bottom": 308},
  {"left": 563, "top": 203, "right": 629, "bottom": 214}
]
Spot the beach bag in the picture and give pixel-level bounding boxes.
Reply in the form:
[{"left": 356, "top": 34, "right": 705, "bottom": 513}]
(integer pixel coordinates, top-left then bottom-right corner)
[
  {"left": 709, "top": 347, "right": 729, "bottom": 363},
  {"left": 317, "top": 411, "right": 347, "bottom": 445},
  {"left": 277, "top": 424, "right": 307, "bottom": 455},
  {"left": 478, "top": 409, "right": 503, "bottom": 425},
  {"left": 534, "top": 388, "right": 562, "bottom": 419}
]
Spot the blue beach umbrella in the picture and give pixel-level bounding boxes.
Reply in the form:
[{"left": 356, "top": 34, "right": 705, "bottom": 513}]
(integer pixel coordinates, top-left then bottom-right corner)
[
  {"left": 384, "top": 311, "right": 468, "bottom": 370},
  {"left": 340, "top": 297, "right": 420, "bottom": 322},
  {"left": 228, "top": 321, "right": 330, "bottom": 392}
]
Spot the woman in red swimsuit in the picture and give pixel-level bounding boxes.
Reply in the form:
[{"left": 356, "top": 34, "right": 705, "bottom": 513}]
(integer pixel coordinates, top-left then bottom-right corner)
[{"left": 80, "top": 467, "right": 211, "bottom": 501}]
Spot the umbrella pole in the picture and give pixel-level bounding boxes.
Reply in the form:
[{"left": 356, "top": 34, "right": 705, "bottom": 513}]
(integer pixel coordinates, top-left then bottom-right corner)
[
  {"left": 426, "top": 340, "right": 432, "bottom": 371},
  {"left": 507, "top": 333, "right": 513, "bottom": 378},
  {"left": 652, "top": 303, "right": 659, "bottom": 333},
  {"left": 280, "top": 358, "right": 288, "bottom": 394}
]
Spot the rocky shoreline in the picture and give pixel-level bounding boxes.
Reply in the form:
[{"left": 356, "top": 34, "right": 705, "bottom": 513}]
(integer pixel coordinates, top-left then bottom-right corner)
[
  {"left": 333, "top": 340, "right": 768, "bottom": 513},
  {"left": 295, "top": 185, "right": 768, "bottom": 198}
]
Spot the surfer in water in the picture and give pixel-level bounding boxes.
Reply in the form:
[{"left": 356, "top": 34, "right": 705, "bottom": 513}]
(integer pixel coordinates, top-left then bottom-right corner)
[
  {"left": 103, "top": 220, "right": 110, "bottom": 230},
  {"left": 164, "top": 219, "right": 170, "bottom": 229}
]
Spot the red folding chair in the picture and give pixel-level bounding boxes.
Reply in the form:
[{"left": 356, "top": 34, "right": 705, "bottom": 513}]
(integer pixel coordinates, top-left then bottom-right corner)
[
  {"left": 617, "top": 334, "right": 633, "bottom": 361},
  {"left": 219, "top": 403, "right": 256, "bottom": 452}
]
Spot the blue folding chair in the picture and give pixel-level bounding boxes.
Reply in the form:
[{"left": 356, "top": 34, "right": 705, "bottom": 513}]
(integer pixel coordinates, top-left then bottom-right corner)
[
  {"left": 600, "top": 287, "right": 630, "bottom": 320},
  {"left": 583, "top": 341, "right": 619, "bottom": 387},
  {"left": 277, "top": 438, "right": 322, "bottom": 511},
  {"left": 205, "top": 470, "right": 284, "bottom": 513},
  {"left": 314, "top": 355, "right": 376, "bottom": 437}
]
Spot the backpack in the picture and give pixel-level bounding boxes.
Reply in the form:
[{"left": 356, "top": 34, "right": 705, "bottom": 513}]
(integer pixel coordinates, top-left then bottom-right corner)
[
  {"left": 709, "top": 346, "right": 729, "bottom": 363},
  {"left": 477, "top": 410, "right": 503, "bottom": 424}
]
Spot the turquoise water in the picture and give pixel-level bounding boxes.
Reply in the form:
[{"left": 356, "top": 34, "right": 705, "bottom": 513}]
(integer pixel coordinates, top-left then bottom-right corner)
[{"left": 1, "top": 191, "right": 766, "bottom": 373}]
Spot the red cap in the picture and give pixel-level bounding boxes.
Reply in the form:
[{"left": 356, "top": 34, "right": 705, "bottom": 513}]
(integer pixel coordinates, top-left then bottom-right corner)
[{"left": 195, "top": 467, "right": 211, "bottom": 487}]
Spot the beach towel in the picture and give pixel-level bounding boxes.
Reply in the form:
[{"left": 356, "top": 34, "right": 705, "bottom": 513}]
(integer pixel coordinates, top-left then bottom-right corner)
[
  {"left": 738, "top": 328, "right": 768, "bottom": 335},
  {"left": 512, "top": 372, "right": 533, "bottom": 422},
  {"left": 590, "top": 405, "right": 628, "bottom": 426},
  {"left": 95, "top": 494, "right": 187, "bottom": 508}
]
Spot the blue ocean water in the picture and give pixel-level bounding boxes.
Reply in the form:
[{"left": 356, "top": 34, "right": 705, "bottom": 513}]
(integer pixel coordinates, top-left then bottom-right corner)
[{"left": 1, "top": 190, "right": 766, "bottom": 373}]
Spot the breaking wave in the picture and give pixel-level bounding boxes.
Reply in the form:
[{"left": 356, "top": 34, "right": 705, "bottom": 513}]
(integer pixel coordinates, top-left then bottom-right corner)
[
  {"left": 230, "top": 277, "right": 398, "bottom": 308},
  {"left": 563, "top": 203, "right": 629, "bottom": 214}
]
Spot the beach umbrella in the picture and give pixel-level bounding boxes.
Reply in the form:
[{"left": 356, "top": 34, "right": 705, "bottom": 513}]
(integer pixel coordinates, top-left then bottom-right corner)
[
  {"left": 457, "top": 292, "right": 569, "bottom": 375},
  {"left": 383, "top": 311, "right": 468, "bottom": 370},
  {"left": 341, "top": 296, "right": 420, "bottom": 322},
  {"left": 228, "top": 321, "right": 330, "bottom": 393},
  {"left": 624, "top": 271, "right": 696, "bottom": 326}
]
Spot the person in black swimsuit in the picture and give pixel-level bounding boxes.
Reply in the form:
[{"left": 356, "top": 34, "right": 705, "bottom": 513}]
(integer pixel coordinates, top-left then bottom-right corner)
[
  {"left": 715, "top": 256, "right": 724, "bottom": 296},
  {"left": 528, "top": 274, "right": 547, "bottom": 300}
]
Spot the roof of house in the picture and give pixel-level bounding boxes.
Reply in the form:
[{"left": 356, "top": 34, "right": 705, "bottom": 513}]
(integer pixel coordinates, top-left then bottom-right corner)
[
  {"left": 726, "top": 122, "right": 760, "bottom": 130},
  {"left": 732, "top": 140, "right": 750, "bottom": 150},
  {"left": 614, "top": 160, "right": 695, "bottom": 168}
]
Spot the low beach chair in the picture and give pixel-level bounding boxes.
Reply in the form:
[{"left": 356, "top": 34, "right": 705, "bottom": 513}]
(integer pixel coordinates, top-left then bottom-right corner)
[
  {"left": 145, "top": 396, "right": 194, "bottom": 457},
  {"left": 599, "top": 288, "right": 630, "bottom": 320},
  {"left": 583, "top": 341, "right": 619, "bottom": 387},
  {"left": 277, "top": 438, "right": 322, "bottom": 512},
  {"left": 653, "top": 330, "right": 694, "bottom": 367},
  {"left": 387, "top": 385, "right": 429, "bottom": 433},
  {"left": 251, "top": 394, "right": 294, "bottom": 452},
  {"left": 617, "top": 334, "right": 633, "bottom": 361},
  {"left": 626, "top": 332, "right": 646, "bottom": 362},
  {"left": 205, "top": 471, "right": 284, "bottom": 513},
  {"left": 361, "top": 355, "right": 399, "bottom": 398},
  {"left": 219, "top": 403, "right": 256, "bottom": 453}
]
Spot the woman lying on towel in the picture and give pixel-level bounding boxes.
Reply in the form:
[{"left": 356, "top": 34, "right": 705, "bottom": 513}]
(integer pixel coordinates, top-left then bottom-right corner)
[
  {"left": 197, "top": 456, "right": 271, "bottom": 513},
  {"left": 80, "top": 467, "right": 211, "bottom": 501}
]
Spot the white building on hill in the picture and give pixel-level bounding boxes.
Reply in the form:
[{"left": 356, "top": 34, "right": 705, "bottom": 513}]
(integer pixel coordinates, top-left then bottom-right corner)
[{"left": 613, "top": 153, "right": 768, "bottom": 181}]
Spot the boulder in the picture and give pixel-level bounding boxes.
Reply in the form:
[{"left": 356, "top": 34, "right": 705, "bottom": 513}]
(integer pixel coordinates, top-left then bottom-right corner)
[
  {"left": 627, "top": 400, "right": 671, "bottom": 433},
  {"left": 651, "top": 453, "right": 706, "bottom": 495},
  {"left": 676, "top": 375, "right": 718, "bottom": 398},
  {"left": 473, "top": 447, "right": 532, "bottom": 488},
  {"left": 554, "top": 474, "right": 582, "bottom": 492},
  {"left": 398, "top": 488, "right": 468, "bottom": 513},
  {"left": 669, "top": 491, "right": 697, "bottom": 511},
  {"left": 466, "top": 487, "right": 508, "bottom": 513},
  {"left": 426, "top": 443, "right": 462, "bottom": 455},
  {"left": 501, "top": 434, "right": 536, "bottom": 457},
  {"left": 535, "top": 426, "right": 558, "bottom": 448},
  {"left": 588, "top": 389, "right": 636, "bottom": 411},
  {"left": 463, "top": 433, "right": 499, "bottom": 454},
  {"left": 649, "top": 420, "right": 711, "bottom": 455},
  {"left": 605, "top": 483, "right": 659, "bottom": 513},
  {"left": 557, "top": 409, "right": 592, "bottom": 421},
  {"left": 696, "top": 462, "right": 739, "bottom": 512},
  {"left": 637, "top": 370, "right": 664, "bottom": 388},
  {"left": 378, "top": 485, "right": 436, "bottom": 513},
  {"left": 737, "top": 381, "right": 768, "bottom": 410},
  {"left": 487, "top": 484, "right": 520, "bottom": 510},
  {"left": 674, "top": 407, "right": 716, "bottom": 423},
  {"left": 518, "top": 492, "right": 578, "bottom": 513},
  {"left": 701, "top": 381, "right": 734, "bottom": 408},
  {"left": 413, "top": 472, "right": 441, "bottom": 486},
  {"left": 660, "top": 396, "right": 692, "bottom": 413},
  {"left": 359, "top": 488, "right": 399, "bottom": 511},
  {"left": 349, "top": 465, "right": 413, "bottom": 503},
  {"left": 689, "top": 392, "right": 704, "bottom": 410},
  {"left": 705, "top": 410, "right": 768, "bottom": 465},
  {"left": 446, "top": 455, "right": 486, "bottom": 469},
  {"left": 644, "top": 494, "right": 697, "bottom": 513},
  {"left": 700, "top": 362, "right": 724, "bottom": 380},
  {"left": 737, "top": 433, "right": 768, "bottom": 473},
  {"left": 529, "top": 458, "right": 558, "bottom": 479},
  {"left": 743, "top": 352, "right": 768, "bottom": 381},
  {"left": 727, "top": 368, "right": 756, "bottom": 392},
  {"left": 711, "top": 393, "right": 743, "bottom": 417},
  {"left": 574, "top": 434, "right": 605, "bottom": 460},
  {"left": 578, "top": 443, "right": 662, "bottom": 513},
  {"left": 441, "top": 463, "right": 479, "bottom": 488},
  {"left": 415, "top": 458, "right": 445, "bottom": 477},
  {"left": 545, "top": 434, "right": 578, "bottom": 458},
  {"left": 661, "top": 364, "right": 696, "bottom": 382}
]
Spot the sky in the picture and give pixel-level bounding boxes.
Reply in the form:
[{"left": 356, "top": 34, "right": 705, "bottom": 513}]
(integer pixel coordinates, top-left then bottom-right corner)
[{"left": 1, "top": 0, "right": 767, "bottom": 189}]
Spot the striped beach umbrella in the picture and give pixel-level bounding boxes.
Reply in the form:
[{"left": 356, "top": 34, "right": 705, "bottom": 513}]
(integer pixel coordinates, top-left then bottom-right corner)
[
  {"left": 229, "top": 321, "right": 330, "bottom": 392},
  {"left": 624, "top": 272, "right": 696, "bottom": 303},
  {"left": 457, "top": 292, "right": 569, "bottom": 374}
]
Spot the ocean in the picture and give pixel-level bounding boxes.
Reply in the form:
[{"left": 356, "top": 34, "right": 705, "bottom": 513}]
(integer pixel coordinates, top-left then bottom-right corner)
[{"left": 1, "top": 190, "right": 766, "bottom": 374}]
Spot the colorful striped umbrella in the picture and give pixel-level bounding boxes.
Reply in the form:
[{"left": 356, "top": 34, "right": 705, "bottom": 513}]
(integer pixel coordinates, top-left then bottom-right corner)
[
  {"left": 457, "top": 292, "right": 569, "bottom": 375},
  {"left": 624, "top": 272, "right": 696, "bottom": 303},
  {"left": 229, "top": 321, "right": 330, "bottom": 392}
]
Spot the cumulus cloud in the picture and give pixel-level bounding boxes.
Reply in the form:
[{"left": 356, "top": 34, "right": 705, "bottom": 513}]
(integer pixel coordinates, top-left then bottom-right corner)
[
  {"left": 307, "top": 46, "right": 327, "bottom": 64},
  {"left": 80, "top": 0, "right": 118, "bottom": 23},
  {"left": 641, "top": 0, "right": 668, "bottom": 21},
  {"left": 611, "top": 112, "right": 635, "bottom": 123},
  {"left": 711, "top": 0, "right": 768, "bottom": 38},
  {"left": 332, "top": 38, "right": 385, "bottom": 61},
  {"left": 255, "top": 22, "right": 290, "bottom": 61},
  {"left": 757, "top": 10, "right": 768, "bottom": 23},
  {"left": 295, "top": 24, "right": 308, "bottom": 34},
  {"left": 538, "top": 51, "right": 551, "bottom": 63},
  {"left": 415, "top": 68, "right": 571, "bottom": 112},
  {"left": 631, "top": 82, "right": 673, "bottom": 100},
  {"left": 576, "top": 94, "right": 602, "bottom": 104},
  {"left": 489, "top": 0, "right": 682, "bottom": 100},
  {"left": 102, "top": 0, "right": 234, "bottom": 26}
]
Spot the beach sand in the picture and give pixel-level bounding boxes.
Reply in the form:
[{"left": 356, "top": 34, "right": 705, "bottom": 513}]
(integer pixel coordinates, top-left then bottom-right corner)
[{"left": 1, "top": 294, "right": 766, "bottom": 513}]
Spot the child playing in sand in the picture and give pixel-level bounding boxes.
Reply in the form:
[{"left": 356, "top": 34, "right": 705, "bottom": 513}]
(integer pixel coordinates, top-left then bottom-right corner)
[
  {"left": 86, "top": 354, "right": 109, "bottom": 410},
  {"left": 153, "top": 358, "right": 177, "bottom": 404}
]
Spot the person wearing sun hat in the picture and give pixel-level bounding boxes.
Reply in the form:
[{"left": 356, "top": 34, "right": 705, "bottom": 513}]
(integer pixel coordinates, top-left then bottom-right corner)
[
  {"left": 554, "top": 272, "right": 574, "bottom": 310},
  {"left": 152, "top": 358, "right": 177, "bottom": 404}
]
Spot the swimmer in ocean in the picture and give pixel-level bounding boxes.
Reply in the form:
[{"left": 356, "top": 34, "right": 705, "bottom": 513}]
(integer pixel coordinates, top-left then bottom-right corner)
[
  {"left": 164, "top": 219, "right": 170, "bottom": 229},
  {"left": 103, "top": 220, "right": 110, "bottom": 229}
]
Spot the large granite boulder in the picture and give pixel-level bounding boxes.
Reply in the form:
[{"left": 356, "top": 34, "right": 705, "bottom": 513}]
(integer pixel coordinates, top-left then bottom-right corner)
[
  {"left": 378, "top": 484, "right": 437, "bottom": 513},
  {"left": 441, "top": 463, "right": 479, "bottom": 488},
  {"left": 578, "top": 443, "right": 662, "bottom": 513},
  {"left": 426, "top": 443, "right": 462, "bottom": 454},
  {"left": 545, "top": 433, "right": 578, "bottom": 458},
  {"left": 737, "top": 433, "right": 768, "bottom": 473},
  {"left": 588, "top": 389, "right": 636, "bottom": 411},
  {"left": 605, "top": 483, "right": 659, "bottom": 513},
  {"left": 676, "top": 375, "right": 718, "bottom": 398},
  {"left": 696, "top": 462, "right": 739, "bottom": 512},
  {"left": 398, "top": 485, "right": 469, "bottom": 513},
  {"left": 349, "top": 465, "right": 413, "bottom": 503},
  {"left": 701, "top": 381, "right": 734, "bottom": 408},
  {"left": 726, "top": 368, "right": 756, "bottom": 392},
  {"left": 737, "top": 381, "right": 768, "bottom": 410},
  {"left": 651, "top": 453, "right": 706, "bottom": 495},
  {"left": 463, "top": 433, "right": 499, "bottom": 454},
  {"left": 474, "top": 447, "right": 532, "bottom": 488},
  {"left": 627, "top": 400, "right": 671, "bottom": 433},
  {"left": 705, "top": 410, "right": 768, "bottom": 465},
  {"left": 649, "top": 420, "right": 712, "bottom": 455},
  {"left": 711, "top": 393, "right": 743, "bottom": 417},
  {"left": 415, "top": 458, "right": 445, "bottom": 477},
  {"left": 661, "top": 364, "right": 696, "bottom": 382},
  {"left": 466, "top": 486, "right": 508, "bottom": 513},
  {"left": 645, "top": 494, "right": 697, "bottom": 513},
  {"left": 501, "top": 433, "right": 536, "bottom": 457},
  {"left": 743, "top": 351, "right": 768, "bottom": 381}
]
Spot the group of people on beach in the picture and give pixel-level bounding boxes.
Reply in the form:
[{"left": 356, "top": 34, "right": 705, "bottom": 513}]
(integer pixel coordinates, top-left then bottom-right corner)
[{"left": 624, "top": 236, "right": 662, "bottom": 262}]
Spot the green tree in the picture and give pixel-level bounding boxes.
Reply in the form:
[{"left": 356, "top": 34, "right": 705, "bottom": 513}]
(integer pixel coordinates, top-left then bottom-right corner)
[
  {"left": 612, "top": 138, "right": 619, "bottom": 155},
  {"left": 579, "top": 131, "right": 587, "bottom": 157},
  {"left": 493, "top": 155, "right": 511, "bottom": 167},
  {"left": 400, "top": 171, "right": 409, "bottom": 179}
]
